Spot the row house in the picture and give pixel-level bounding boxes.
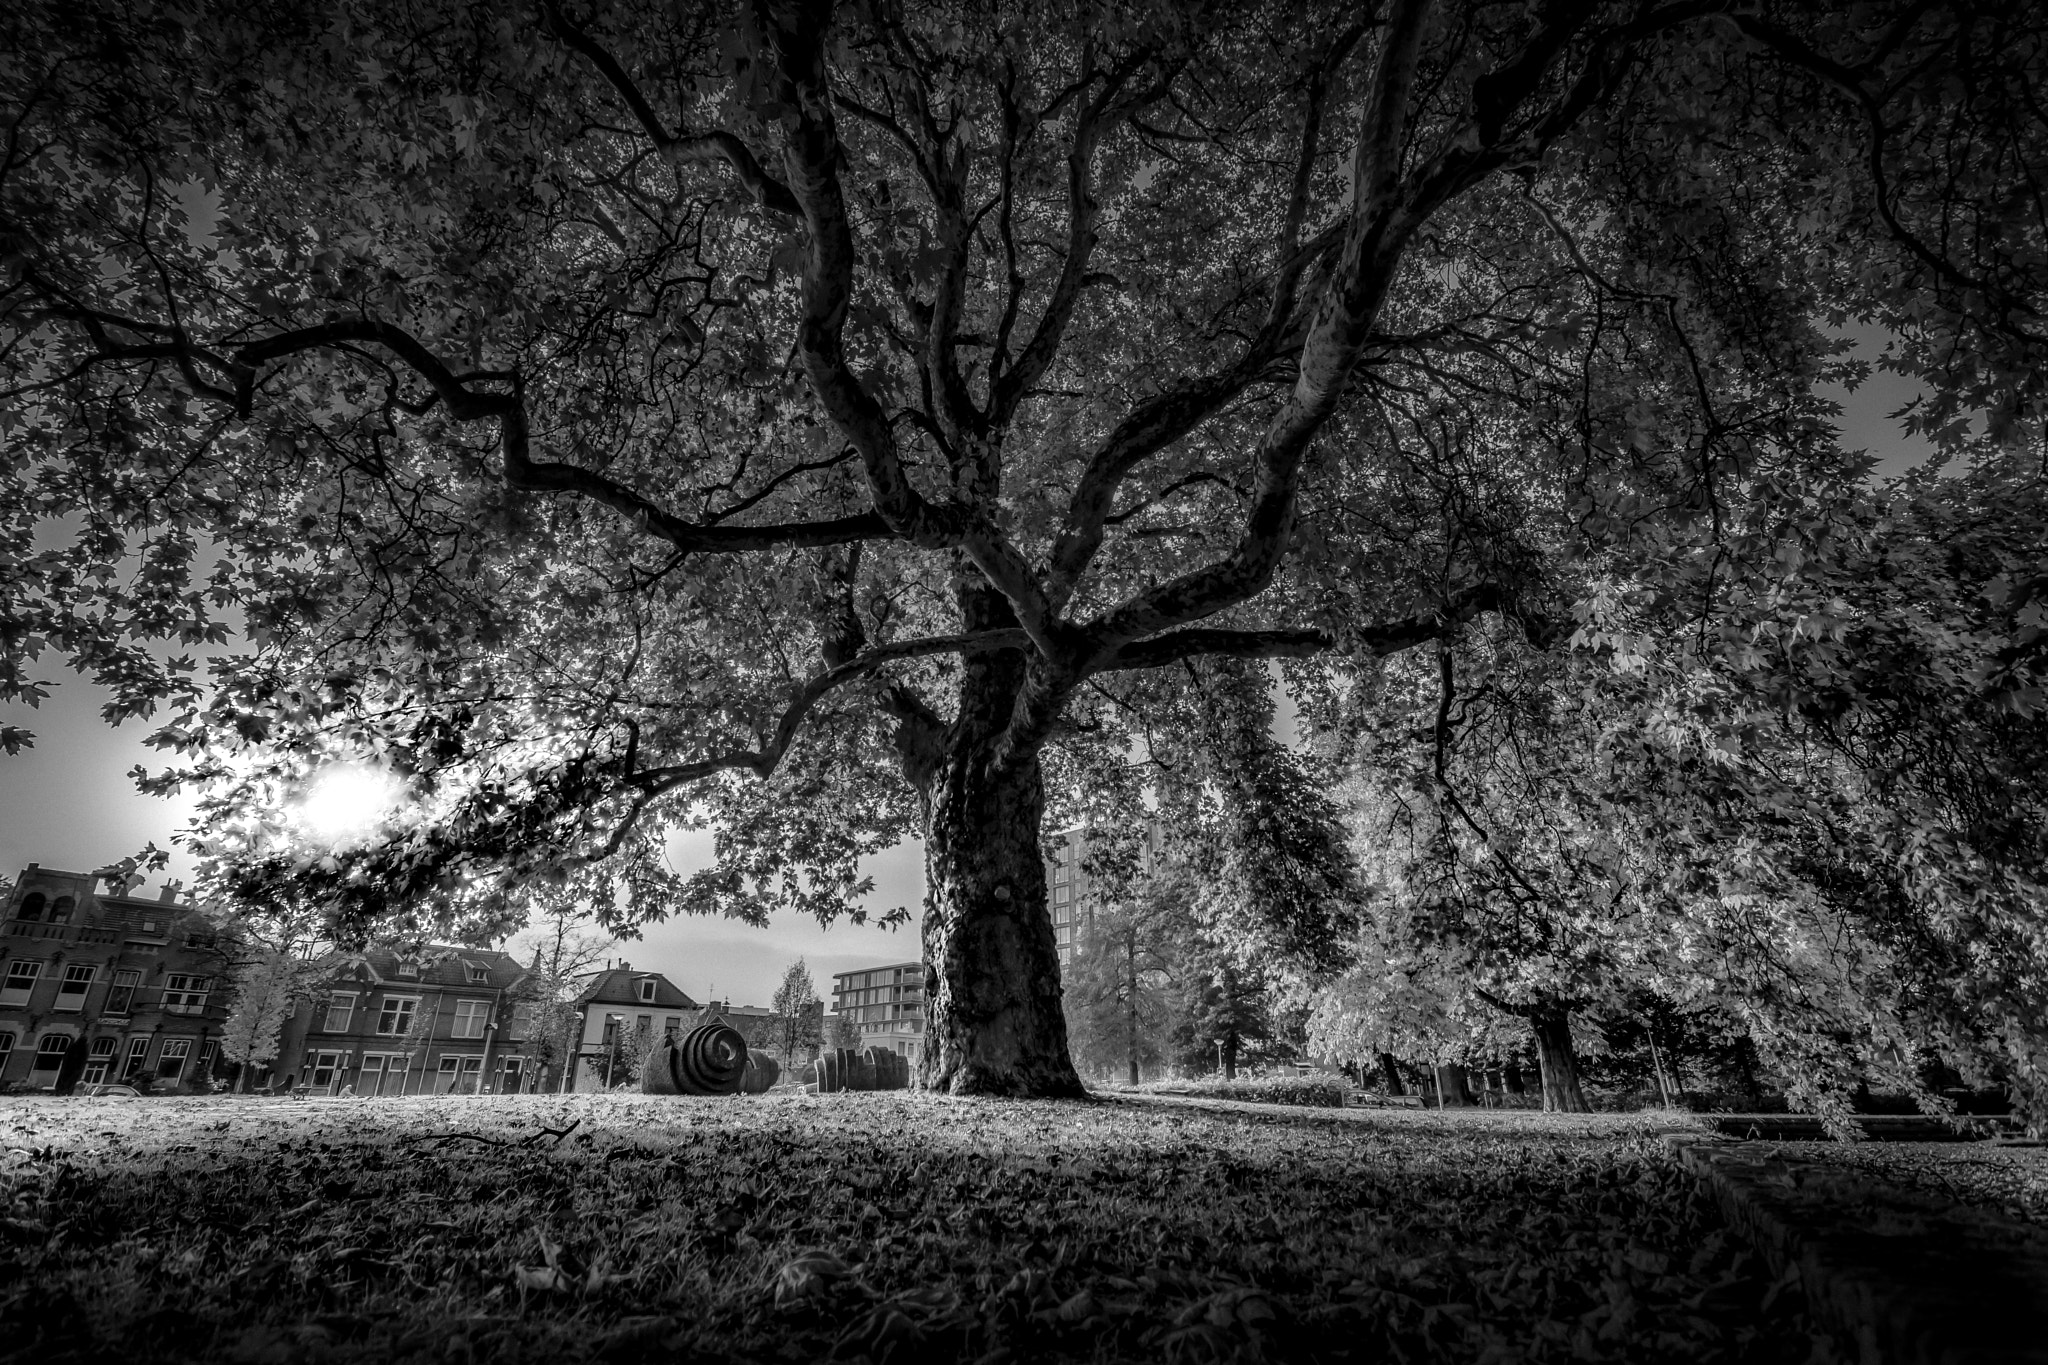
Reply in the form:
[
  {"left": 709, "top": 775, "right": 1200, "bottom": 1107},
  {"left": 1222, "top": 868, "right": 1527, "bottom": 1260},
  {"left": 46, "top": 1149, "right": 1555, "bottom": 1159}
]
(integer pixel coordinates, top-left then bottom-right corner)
[
  {"left": 0, "top": 864, "right": 235, "bottom": 1091},
  {"left": 271, "top": 945, "right": 533, "bottom": 1095},
  {"left": 568, "top": 964, "right": 697, "bottom": 1090}
]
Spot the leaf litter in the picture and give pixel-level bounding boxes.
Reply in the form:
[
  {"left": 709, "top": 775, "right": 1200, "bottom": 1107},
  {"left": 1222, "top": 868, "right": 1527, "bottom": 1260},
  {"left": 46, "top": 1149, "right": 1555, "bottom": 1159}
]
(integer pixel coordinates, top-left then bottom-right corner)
[{"left": 0, "top": 1092, "right": 1837, "bottom": 1363}]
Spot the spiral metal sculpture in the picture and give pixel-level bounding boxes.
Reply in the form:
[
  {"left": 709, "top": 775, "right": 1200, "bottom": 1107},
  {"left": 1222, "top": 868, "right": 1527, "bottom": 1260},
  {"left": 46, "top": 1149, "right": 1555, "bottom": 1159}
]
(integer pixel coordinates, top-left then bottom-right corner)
[
  {"left": 640, "top": 1022, "right": 748, "bottom": 1096},
  {"left": 809, "top": 1046, "right": 913, "bottom": 1093},
  {"left": 740, "top": 1052, "right": 780, "bottom": 1094}
]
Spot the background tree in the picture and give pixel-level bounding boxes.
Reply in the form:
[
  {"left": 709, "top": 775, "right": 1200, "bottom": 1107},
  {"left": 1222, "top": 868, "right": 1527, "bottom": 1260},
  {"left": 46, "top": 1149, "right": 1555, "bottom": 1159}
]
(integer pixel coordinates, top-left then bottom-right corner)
[
  {"left": 6, "top": 0, "right": 2046, "bottom": 1098},
  {"left": 218, "top": 947, "right": 305, "bottom": 1091},
  {"left": 503, "top": 896, "right": 615, "bottom": 1091},
  {"left": 769, "top": 957, "right": 826, "bottom": 1061},
  {"left": 1062, "top": 878, "right": 1186, "bottom": 1084}
]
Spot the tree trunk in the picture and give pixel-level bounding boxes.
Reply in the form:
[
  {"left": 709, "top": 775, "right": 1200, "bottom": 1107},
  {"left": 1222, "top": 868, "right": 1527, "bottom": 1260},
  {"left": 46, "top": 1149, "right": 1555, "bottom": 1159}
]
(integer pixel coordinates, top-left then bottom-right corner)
[
  {"left": 1223, "top": 1034, "right": 1239, "bottom": 1081},
  {"left": 1377, "top": 1052, "right": 1405, "bottom": 1095},
  {"left": 1125, "top": 940, "right": 1141, "bottom": 1087},
  {"left": 1434, "top": 1063, "right": 1473, "bottom": 1107},
  {"left": 1503, "top": 1063, "right": 1526, "bottom": 1095},
  {"left": 920, "top": 719, "right": 1083, "bottom": 1097},
  {"left": 1533, "top": 1010, "right": 1589, "bottom": 1112},
  {"left": 1646, "top": 1030, "right": 1674, "bottom": 1107}
]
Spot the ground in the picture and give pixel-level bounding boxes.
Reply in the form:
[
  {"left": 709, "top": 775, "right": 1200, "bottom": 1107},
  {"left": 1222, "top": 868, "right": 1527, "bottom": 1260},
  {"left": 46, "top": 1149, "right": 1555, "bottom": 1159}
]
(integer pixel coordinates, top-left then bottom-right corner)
[{"left": 1, "top": 1093, "right": 1834, "bottom": 1364}]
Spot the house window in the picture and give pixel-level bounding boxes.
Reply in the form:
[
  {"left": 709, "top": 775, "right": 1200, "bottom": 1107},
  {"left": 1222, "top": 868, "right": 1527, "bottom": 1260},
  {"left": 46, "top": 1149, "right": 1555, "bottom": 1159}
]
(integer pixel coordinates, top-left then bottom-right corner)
[
  {"left": 156, "top": 1038, "right": 191, "bottom": 1082},
  {"left": 307, "top": 1050, "right": 344, "bottom": 1093},
  {"left": 0, "top": 1032, "right": 13, "bottom": 1068},
  {"left": 163, "top": 975, "right": 211, "bottom": 1014},
  {"left": 507, "top": 1001, "right": 535, "bottom": 1038},
  {"left": 32, "top": 1033, "right": 72, "bottom": 1075},
  {"left": 434, "top": 1055, "right": 483, "bottom": 1094},
  {"left": 638, "top": 979, "right": 656, "bottom": 1002},
  {"left": 105, "top": 969, "right": 139, "bottom": 1015},
  {"left": 83, "top": 1037, "right": 117, "bottom": 1084},
  {"left": 359, "top": 1054, "right": 405, "bottom": 1096},
  {"left": 636, "top": 1013, "right": 651, "bottom": 1036},
  {"left": 122, "top": 1035, "right": 151, "bottom": 1078},
  {"left": 464, "top": 960, "right": 488, "bottom": 984},
  {"left": 450, "top": 999, "right": 489, "bottom": 1040},
  {"left": 664, "top": 1016, "right": 681, "bottom": 1038},
  {"left": 49, "top": 896, "right": 74, "bottom": 924},
  {"left": 54, "top": 964, "right": 95, "bottom": 1011},
  {"left": 1, "top": 960, "right": 43, "bottom": 1007},
  {"left": 16, "top": 893, "right": 45, "bottom": 922},
  {"left": 322, "top": 993, "right": 357, "bottom": 1032},
  {"left": 198, "top": 1039, "right": 217, "bottom": 1075},
  {"left": 376, "top": 997, "right": 419, "bottom": 1035}
]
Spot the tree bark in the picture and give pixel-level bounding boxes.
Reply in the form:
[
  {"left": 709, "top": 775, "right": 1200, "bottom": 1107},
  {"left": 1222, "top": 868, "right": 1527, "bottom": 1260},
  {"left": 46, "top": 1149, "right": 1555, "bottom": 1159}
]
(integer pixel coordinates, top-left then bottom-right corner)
[
  {"left": 1125, "top": 938, "right": 1141, "bottom": 1087},
  {"left": 919, "top": 631, "right": 1083, "bottom": 1097},
  {"left": 1377, "top": 1052, "right": 1405, "bottom": 1095},
  {"left": 1533, "top": 1010, "right": 1590, "bottom": 1113},
  {"left": 1434, "top": 1063, "right": 1473, "bottom": 1107}
]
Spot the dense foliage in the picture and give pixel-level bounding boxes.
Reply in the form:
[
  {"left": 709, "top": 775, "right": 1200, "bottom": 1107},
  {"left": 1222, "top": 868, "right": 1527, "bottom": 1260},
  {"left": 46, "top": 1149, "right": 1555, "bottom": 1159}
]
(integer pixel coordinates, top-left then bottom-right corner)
[{"left": 4, "top": 0, "right": 2045, "bottom": 1093}]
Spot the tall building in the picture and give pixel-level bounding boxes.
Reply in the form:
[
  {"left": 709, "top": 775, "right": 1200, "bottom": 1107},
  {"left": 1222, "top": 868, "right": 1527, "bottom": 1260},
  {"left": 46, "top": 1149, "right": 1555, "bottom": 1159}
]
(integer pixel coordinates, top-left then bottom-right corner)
[
  {"left": 1045, "top": 821, "right": 1166, "bottom": 966},
  {"left": 273, "top": 944, "right": 534, "bottom": 1095},
  {"left": 830, "top": 961, "right": 924, "bottom": 1058},
  {"left": 0, "top": 864, "right": 236, "bottom": 1091}
]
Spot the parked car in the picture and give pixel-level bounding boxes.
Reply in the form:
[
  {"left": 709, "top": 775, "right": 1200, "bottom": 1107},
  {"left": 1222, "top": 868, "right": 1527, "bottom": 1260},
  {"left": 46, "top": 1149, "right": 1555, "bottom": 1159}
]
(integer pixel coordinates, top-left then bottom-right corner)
[{"left": 79, "top": 1083, "right": 142, "bottom": 1098}]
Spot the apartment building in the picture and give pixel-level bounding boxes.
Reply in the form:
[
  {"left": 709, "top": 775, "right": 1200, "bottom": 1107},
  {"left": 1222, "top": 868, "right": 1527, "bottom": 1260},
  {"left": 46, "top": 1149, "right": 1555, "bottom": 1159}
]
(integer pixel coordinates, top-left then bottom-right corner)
[
  {"left": 272, "top": 945, "right": 532, "bottom": 1095},
  {"left": 0, "top": 864, "right": 235, "bottom": 1091},
  {"left": 567, "top": 964, "right": 697, "bottom": 1090},
  {"left": 830, "top": 961, "right": 924, "bottom": 1059},
  {"left": 1045, "top": 820, "right": 1165, "bottom": 966}
]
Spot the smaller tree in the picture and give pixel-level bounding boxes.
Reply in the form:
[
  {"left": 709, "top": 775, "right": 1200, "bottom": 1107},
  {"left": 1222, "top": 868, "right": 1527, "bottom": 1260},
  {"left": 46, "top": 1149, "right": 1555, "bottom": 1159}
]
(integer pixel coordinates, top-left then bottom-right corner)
[
  {"left": 502, "top": 897, "right": 616, "bottom": 1091},
  {"left": 219, "top": 947, "right": 305, "bottom": 1091},
  {"left": 1065, "top": 883, "right": 1187, "bottom": 1085},
  {"left": 769, "top": 959, "right": 826, "bottom": 1062}
]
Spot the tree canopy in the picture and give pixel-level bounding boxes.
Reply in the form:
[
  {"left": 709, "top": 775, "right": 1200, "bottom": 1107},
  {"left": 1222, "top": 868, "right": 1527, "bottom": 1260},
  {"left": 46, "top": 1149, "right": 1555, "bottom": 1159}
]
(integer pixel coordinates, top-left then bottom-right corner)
[{"left": 4, "top": 0, "right": 2044, "bottom": 1095}]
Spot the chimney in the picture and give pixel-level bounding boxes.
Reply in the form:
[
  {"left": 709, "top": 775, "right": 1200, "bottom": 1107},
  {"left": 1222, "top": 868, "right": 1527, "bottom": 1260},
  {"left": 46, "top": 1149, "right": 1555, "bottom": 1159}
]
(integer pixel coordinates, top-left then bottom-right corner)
[{"left": 158, "top": 879, "right": 184, "bottom": 904}]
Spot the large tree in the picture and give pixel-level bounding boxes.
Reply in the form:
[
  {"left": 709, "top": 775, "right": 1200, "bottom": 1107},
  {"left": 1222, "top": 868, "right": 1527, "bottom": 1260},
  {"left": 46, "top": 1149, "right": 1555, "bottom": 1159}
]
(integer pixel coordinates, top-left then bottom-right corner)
[{"left": 4, "top": 0, "right": 2043, "bottom": 1095}]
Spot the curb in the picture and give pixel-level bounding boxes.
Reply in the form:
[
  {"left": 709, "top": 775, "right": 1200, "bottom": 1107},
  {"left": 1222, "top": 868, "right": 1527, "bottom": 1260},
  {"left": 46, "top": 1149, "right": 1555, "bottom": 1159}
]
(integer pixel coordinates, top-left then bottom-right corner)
[{"left": 1664, "top": 1134, "right": 2048, "bottom": 1365}]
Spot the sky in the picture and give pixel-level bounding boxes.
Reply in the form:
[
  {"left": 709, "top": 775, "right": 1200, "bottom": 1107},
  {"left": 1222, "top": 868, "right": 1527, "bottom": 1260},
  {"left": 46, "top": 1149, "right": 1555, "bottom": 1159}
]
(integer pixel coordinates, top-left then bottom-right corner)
[{"left": 0, "top": 328, "right": 1941, "bottom": 1006}]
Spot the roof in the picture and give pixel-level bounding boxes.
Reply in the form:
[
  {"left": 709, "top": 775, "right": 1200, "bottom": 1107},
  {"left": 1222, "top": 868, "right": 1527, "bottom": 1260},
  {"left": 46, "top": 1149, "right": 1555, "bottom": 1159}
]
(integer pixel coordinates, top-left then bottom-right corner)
[
  {"left": 326, "top": 944, "right": 528, "bottom": 991},
  {"left": 572, "top": 967, "right": 697, "bottom": 1011}
]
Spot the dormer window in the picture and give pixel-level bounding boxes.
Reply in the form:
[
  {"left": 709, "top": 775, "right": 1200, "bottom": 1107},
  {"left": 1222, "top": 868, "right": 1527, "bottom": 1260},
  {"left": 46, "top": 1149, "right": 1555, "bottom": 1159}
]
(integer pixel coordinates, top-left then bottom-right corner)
[
  {"left": 395, "top": 959, "right": 419, "bottom": 978},
  {"left": 464, "top": 960, "right": 488, "bottom": 984},
  {"left": 638, "top": 979, "right": 656, "bottom": 1003}
]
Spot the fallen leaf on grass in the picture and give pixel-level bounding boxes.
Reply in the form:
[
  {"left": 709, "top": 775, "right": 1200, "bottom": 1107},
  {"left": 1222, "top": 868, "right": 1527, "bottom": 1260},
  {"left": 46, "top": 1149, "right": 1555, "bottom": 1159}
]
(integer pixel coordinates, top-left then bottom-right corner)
[{"left": 774, "top": 1249, "right": 856, "bottom": 1308}]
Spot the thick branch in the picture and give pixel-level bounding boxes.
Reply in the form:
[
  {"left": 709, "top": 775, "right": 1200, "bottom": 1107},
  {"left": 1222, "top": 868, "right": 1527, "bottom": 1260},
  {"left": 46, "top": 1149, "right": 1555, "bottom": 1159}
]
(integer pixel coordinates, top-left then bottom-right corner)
[
  {"left": 544, "top": 0, "right": 800, "bottom": 216},
  {"left": 1079, "top": 0, "right": 1441, "bottom": 659},
  {"left": 1090, "top": 582, "right": 1511, "bottom": 673},
  {"left": 631, "top": 628, "right": 1029, "bottom": 793},
  {"left": 759, "top": 0, "right": 1063, "bottom": 650}
]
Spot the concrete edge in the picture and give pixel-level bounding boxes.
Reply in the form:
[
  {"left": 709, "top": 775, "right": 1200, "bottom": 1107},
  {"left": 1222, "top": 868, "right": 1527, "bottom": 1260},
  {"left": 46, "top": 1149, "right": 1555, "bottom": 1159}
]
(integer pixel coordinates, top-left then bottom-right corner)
[{"left": 1663, "top": 1133, "right": 2048, "bottom": 1365}]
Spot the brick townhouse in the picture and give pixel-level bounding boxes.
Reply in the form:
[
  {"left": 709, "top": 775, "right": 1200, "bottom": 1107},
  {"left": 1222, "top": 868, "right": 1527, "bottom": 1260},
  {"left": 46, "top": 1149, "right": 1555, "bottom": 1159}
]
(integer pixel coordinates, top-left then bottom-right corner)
[
  {"left": 0, "top": 864, "right": 235, "bottom": 1091},
  {"left": 271, "top": 944, "right": 534, "bottom": 1095}
]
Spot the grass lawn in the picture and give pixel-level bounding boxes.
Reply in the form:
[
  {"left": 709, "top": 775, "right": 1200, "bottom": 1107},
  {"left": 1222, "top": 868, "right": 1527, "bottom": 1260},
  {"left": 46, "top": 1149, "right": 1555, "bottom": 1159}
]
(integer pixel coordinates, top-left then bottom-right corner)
[{"left": 1, "top": 1092, "right": 1833, "bottom": 1364}]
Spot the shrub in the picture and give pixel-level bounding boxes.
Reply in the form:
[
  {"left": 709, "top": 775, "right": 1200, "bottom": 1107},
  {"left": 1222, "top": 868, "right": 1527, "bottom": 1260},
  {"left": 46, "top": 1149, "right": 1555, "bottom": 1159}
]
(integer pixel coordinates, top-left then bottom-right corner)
[{"left": 1113, "top": 1073, "right": 1349, "bottom": 1108}]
